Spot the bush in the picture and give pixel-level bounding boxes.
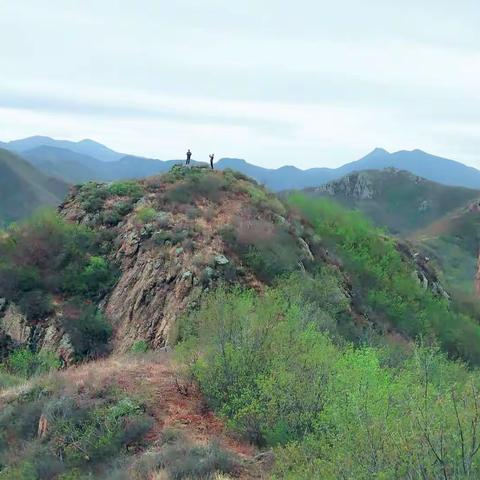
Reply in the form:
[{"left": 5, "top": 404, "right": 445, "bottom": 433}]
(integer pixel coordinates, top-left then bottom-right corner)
[
  {"left": 78, "top": 183, "right": 110, "bottom": 213},
  {"left": 6, "top": 348, "right": 60, "bottom": 378},
  {"left": 18, "top": 290, "right": 54, "bottom": 320},
  {"left": 136, "top": 207, "right": 157, "bottom": 224},
  {"left": 107, "top": 181, "right": 143, "bottom": 199},
  {"left": 179, "top": 281, "right": 480, "bottom": 478},
  {"left": 165, "top": 172, "right": 228, "bottom": 205},
  {"left": 130, "top": 340, "right": 149, "bottom": 353},
  {"left": 159, "top": 440, "right": 238, "bottom": 479},
  {"left": 221, "top": 221, "right": 307, "bottom": 283},
  {"left": 60, "top": 304, "right": 112, "bottom": 359}
]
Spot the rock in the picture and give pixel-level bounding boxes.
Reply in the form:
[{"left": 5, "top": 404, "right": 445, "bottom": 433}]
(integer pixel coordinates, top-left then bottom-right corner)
[
  {"left": 140, "top": 224, "right": 155, "bottom": 238},
  {"left": 418, "top": 200, "right": 430, "bottom": 212},
  {"left": 0, "top": 304, "right": 31, "bottom": 344},
  {"left": 181, "top": 271, "right": 192, "bottom": 280},
  {"left": 214, "top": 255, "right": 229, "bottom": 265},
  {"left": 318, "top": 171, "right": 374, "bottom": 200},
  {"left": 175, "top": 247, "right": 184, "bottom": 255},
  {"left": 38, "top": 414, "right": 49, "bottom": 439},
  {"left": 298, "top": 237, "right": 314, "bottom": 260},
  {"left": 204, "top": 266, "right": 215, "bottom": 278}
]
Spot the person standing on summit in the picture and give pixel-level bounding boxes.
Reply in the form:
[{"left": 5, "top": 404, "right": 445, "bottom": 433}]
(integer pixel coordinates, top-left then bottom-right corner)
[
  {"left": 209, "top": 153, "right": 214, "bottom": 169},
  {"left": 186, "top": 149, "right": 192, "bottom": 165}
]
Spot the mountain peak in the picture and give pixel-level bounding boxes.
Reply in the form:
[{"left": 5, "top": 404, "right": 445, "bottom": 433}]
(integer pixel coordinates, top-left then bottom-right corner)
[{"left": 370, "top": 147, "right": 390, "bottom": 156}]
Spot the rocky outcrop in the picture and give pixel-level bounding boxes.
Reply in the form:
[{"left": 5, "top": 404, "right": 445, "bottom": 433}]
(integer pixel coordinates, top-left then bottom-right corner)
[
  {"left": 59, "top": 170, "right": 265, "bottom": 351},
  {"left": 316, "top": 171, "right": 375, "bottom": 200},
  {"left": 396, "top": 241, "right": 450, "bottom": 300},
  {"left": 0, "top": 302, "right": 75, "bottom": 363}
]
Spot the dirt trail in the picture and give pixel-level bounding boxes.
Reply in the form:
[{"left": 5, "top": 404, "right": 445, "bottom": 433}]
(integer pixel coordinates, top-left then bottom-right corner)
[{"left": 55, "top": 353, "right": 265, "bottom": 478}]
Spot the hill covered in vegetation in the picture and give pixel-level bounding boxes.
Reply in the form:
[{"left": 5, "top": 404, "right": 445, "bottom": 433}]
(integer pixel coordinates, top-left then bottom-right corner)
[
  {"left": 0, "top": 149, "right": 69, "bottom": 226},
  {"left": 303, "top": 168, "right": 480, "bottom": 235},
  {"left": 2, "top": 166, "right": 480, "bottom": 478}
]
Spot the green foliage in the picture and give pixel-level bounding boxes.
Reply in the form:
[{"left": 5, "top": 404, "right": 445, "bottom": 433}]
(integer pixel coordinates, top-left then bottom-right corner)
[
  {"left": 0, "top": 383, "right": 152, "bottom": 479},
  {"left": 107, "top": 181, "right": 143, "bottom": 199},
  {"left": 5, "top": 348, "right": 60, "bottom": 378},
  {"left": 78, "top": 182, "right": 110, "bottom": 213},
  {"left": 0, "top": 212, "right": 117, "bottom": 357},
  {"left": 77, "top": 181, "right": 143, "bottom": 215},
  {"left": 165, "top": 168, "right": 228, "bottom": 204},
  {"left": 289, "top": 194, "right": 480, "bottom": 364},
  {"left": 60, "top": 304, "right": 112, "bottom": 359},
  {"left": 130, "top": 340, "right": 149, "bottom": 354},
  {"left": 221, "top": 222, "right": 308, "bottom": 284},
  {"left": 179, "top": 281, "right": 480, "bottom": 479},
  {"left": 244, "top": 183, "right": 286, "bottom": 215},
  {"left": 158, "top": 440, "right": 238, "bottom": 479},
  {"left": 136, "top": 206, "right": 157, "bottom": 224}
]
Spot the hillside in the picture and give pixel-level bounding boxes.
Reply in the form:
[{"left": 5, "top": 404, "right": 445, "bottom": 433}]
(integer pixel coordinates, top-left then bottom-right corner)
[
  {"left": 3, "top": 166, "right": 480, "bottom": 478},
  {"left": 303, "top": 168, "right": 480, "bottom": 234},
  {"left": 410, "top": 201, "right": 480, "bottom": 295},
  {"left": 0, "top": 148, "right": 69, "bottom": 225},
  {"left": 22, "top": 146, "right": 103, "bottom": 183}
]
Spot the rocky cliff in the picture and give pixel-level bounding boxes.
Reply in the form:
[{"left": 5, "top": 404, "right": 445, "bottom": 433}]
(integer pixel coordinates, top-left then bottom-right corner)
[
  {"left": 1, "top": 165, "right": 453, "bottom": 359},
  {"left": 59, "top": 166, "right": 317, "bottom": 351}
]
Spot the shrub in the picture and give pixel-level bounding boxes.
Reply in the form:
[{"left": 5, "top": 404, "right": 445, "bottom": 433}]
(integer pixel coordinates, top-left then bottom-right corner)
[
  {"left": 18, "top": 290, "right": 54, "bottom": 320},
  {"left": 159, "top": 440, "right": 238, "bottom": 480},
  {"left": 60, "top": 304, "right": 112, "bottom": 359},
  {"left": 102, "top": 209, "right": 123, "bottom": 226},
  {"left": 221, "top": 221, "right": 306, "bottom": 283},
  {"left": 78, "top": 183, "right": 110, "bottom": 213},
  {"left": 165, "top": 172, "right": 228, "bottom": 205},
  {"left": 107, "top": 181, "right": 143, "bottom": 199},
  {"left": 136, "top": 207, "right": 157, "bottom": 224},
  {"left": 130, "top": 340, "right": 149, "bottom": 353},
  {"left": 6, "top": 348, "right": 60, "bottom": 378},
  {"left": 289, "top": 194, "right": 480, "bottom": 364}
]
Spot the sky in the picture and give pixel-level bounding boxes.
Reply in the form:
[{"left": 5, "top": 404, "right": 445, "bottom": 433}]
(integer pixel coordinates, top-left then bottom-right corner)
[{"left": 0, "top": 0, "right": 479, "bottom": 169}]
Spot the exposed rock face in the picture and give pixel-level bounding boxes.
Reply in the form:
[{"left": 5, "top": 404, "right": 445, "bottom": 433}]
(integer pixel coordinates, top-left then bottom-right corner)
[
  {"left": 317, "top": 171, "right": 375, "bottom": 200},
  {"left": 58, "top": 169, "right": 277, "bottom": 351},
  {"left": 396, "top": 240, "right": 450, "bottom": 300},
  {"left": 0, "top": 302, "right": 75, "bottom": 363},
  {"left": 1, "top": 304, "right": 31, "bottom": 344}
]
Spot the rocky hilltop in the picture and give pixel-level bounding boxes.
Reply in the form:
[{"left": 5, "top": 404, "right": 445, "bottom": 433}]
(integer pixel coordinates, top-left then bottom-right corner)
[
  {"left": 0, "top": 165, "right": 453, "bottom": 362},
  {"left": 58, "top": 166, "right": 317, "bottom": 352}
]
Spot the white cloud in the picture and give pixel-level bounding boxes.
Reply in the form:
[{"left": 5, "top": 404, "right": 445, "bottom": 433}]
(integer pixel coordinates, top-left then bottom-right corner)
[{"left": 0, "top": 0, "right": 479, "bottom": 168}]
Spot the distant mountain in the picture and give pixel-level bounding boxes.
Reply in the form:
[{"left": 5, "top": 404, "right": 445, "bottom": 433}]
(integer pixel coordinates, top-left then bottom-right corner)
[
  {"left": 0, "top": 148, "right": 69, "bottom": 225},
  {"left": 218, "top": 149, "right": 480, "bottom": 191},
  {"left": 21, "top": 146, "right": 190, "bottom": 183},
  {"left": 4, "top": 136, "right": 480, "bottom": 191},
  {"left": 23, "top": 146, "right": 104, "bottom": 183},
  {"left": 303, "top": 168, "right": 480, "bottom": 235},
  {"left": 3, "top": 136, "right": 123, "bottom": 162},
  {"left": 216, "top": 158, "right": 337, "bottom": 190},
  {"left": 336, "top": 148, "right": 480, "bottom": 189}
]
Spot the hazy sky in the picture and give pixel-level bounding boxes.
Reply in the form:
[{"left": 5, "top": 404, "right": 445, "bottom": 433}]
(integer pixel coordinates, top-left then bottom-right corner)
[{"left": 1, "top": 1, "right": 479, "bottom": 168}]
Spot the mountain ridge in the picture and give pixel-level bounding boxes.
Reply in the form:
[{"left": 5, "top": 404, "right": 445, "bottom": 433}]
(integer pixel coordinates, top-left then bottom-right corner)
[{"left": 3, "top": 136, "right": 480, "bottom": 190}]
